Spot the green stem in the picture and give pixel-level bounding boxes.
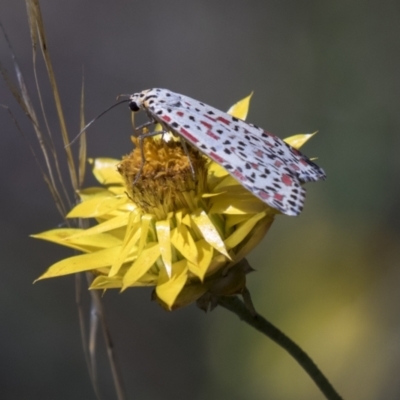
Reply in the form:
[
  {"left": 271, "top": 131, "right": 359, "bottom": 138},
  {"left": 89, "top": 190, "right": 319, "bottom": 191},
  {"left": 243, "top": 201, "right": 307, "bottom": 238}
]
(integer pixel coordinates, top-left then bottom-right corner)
[{"left": 217, "top": 296, "right": 344, "bottom": 400}]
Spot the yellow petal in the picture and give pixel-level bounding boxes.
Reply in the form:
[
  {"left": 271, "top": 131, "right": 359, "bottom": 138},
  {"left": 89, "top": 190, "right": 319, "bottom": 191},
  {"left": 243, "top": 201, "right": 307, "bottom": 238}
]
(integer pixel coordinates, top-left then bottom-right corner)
[
  {"left": 227, "top": 92, "right": 253, "bottom": 120},
  {"left": 32, "top": 228, "right": 83, "bottom": 249},
  {"left": 124, "top": 211, "right": 142, "bottom": 237},
  {"left": 157, "top": 282, "right": 208, "bottom": 310},
  {"left": 202, "top": 192, "right": 224, "bottom": 198},
  {"left": 90, "top": 273, "right": 157, "bottom": 289},
  {"left": 153, "top": 123, "right": 162, "bottom": 132},
  {"left": 170, "top": 223, "right": 198, "bottom": 265},
  {"left": 209, "top": 192, "right": 268, "bottom": 215},
  {"left": 156, "top": 220, "right": 172, "bottom": 277},
  {"left": 67, "top": 213, "right": 130, "bottom": 239},
  {"left": 35, "top": 246, "right": 124, "bottom": 281},
  {"left": 225, "top": 214, "right": 253, "bottom": 229},
  {"left": 32, "top": 228, "right": 81, "bottom": 241},
  {"left": 89, "top": 158, "right": 124, "bottom": 185},
  {"left": 138, "top": 214, "right": 155, "bottom": 253},
  {"left": 107, "top": 186, "right": 127, "bottom": 196},
  {"left": 228, "top": 215, "right": 274, "bottom": 267},
  {"left": 284, "top": 132, "right": 317, "bottom": 149},
  {"left": 32, "top": 228, "right": 122, "bottom": 253},
  {"left": 67, "top": 196, "right": 129, "bottom": 218},
  {"left": 90, "top": 275, "right": 123, "bottom": 289},
  {"left": 156, "top": 260, "right": 188, "bottom": 309},
  {"left": 109, "top": 221, "right": 142, "bottom": 276},
  {"left": 122, "top": 242, "right": 161, "bottom": 289},
  {"left": 78, "top": 187, "right": 113, "bottom": 201},
  {"left": 225, "top": 211, "right": 267, "bottom": 249},
  {"left": 182, "top": 213, "right": 192, "bottom": 228},
  {"left": 190, "top": 209, "right": 230, "bottom": 258},
  {"left": 212, "top": 175, "right": 242, "bottom": 191},
  {"left": 208, "top": 162, "right": 229, "bottom": 177},
  {"left": 206, "top": 254, "right": 230, "bottom": 276},
  {"left": 63, "top": 233, "right": 122, "bottom": 251},
  {"left": 175, "top": 210, "right": 183, "bottom": 226},
  {"left": 187, "top": 239, "right": 214, "bottom": 281},
  {"left": 207, "top": 162, "right": 230, "bottom": 191}
]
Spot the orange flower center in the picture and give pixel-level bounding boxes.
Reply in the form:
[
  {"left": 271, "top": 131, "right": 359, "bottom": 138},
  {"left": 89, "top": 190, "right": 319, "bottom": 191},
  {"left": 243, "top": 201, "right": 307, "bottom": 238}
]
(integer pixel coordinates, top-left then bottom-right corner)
[{"left": 118, "top": 136, "right": 209, "bottom": 218}]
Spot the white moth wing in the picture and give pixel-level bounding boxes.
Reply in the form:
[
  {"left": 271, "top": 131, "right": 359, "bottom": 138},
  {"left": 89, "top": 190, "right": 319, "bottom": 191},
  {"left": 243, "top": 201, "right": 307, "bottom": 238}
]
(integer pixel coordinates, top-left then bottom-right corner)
[
  {"left": 175, "top": 92, "right": 326, "bottom": 183},
  {"left": 140, "top": 89, "right": 325, "bottom": 216}
]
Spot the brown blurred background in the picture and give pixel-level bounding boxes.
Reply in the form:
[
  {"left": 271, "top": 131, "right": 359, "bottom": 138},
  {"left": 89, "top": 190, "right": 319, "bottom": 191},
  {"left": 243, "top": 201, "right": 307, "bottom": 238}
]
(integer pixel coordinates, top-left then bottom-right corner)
[{"left": 1, "top": 1, "right": 400, "bottom": 399}]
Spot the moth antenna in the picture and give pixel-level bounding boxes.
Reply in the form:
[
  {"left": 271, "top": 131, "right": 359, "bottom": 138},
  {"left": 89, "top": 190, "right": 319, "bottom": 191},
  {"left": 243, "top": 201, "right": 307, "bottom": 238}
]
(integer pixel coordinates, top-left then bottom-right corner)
[
  {"left": 65, "top": 99, "right": 130, "bottom": 148},
  {"left": 116, "top": 94, "right": 132, "bottom": 101}
]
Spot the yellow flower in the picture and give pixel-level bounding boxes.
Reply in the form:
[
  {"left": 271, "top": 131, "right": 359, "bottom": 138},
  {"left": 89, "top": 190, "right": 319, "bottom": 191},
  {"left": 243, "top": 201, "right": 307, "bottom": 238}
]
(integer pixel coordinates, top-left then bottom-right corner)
[{"left": 33, "top": 94, "right": 318, "bottom": 310}]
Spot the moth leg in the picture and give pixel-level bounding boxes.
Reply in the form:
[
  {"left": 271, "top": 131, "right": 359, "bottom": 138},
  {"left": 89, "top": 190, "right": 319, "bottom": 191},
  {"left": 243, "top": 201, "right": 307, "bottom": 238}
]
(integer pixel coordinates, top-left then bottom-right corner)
[
  {"left": 133, "top": 130, "right": 168, "bottom": 184},
  {"left": 134, "top": 120, "right": 154, "bottom": 135},
  {"left": 180, "top": 139, "right": 196, "bottom": 181},
  {"left": 157, "top": 120, "right": 197, "bottom": 181}
]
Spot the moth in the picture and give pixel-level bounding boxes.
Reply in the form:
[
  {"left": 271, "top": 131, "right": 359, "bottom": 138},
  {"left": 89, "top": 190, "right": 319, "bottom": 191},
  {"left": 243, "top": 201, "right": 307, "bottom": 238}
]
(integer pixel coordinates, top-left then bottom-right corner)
[{"left": 127, "top": 88, "right": 326, "bottom": 216}]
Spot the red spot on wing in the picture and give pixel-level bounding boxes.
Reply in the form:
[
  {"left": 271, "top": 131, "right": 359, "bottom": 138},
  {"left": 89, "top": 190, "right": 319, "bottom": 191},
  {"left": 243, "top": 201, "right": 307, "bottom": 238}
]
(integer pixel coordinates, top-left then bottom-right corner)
[
  {"left": 274, "top": 160, "right": 283, "bottom": 168},
  {"left": 176, "top": 111, "right": 184, "bottom": 117},
  {"left": 206, "top": 130, "right": 219, "bottom": 140},
  {"left": 161, "top": 115, "right": 171, "bottom": 123},
  {"left": 209, "top": 152, "right": 225, "bottom": 164},
  {"left": 290, "top": 163, "right": 300, "bottom": 171},
  {"left": 263, "top": 140, "right": 274, "bottom": 147},
  {"left": 254, "top": 149, "right": 264, "bottom": 158},
  {"left": 251, "top": 163, "right": 259, "bottom": 170},
  {"left": 200, "top": 120, "right": 212, "bottom": 129},
  {"left": 274, "top": 193, "right": 284, "bottom": 201},
  {"left": 205, "top": 114, "right": 216, "bottom": 122},
  {"left": 258, "top": 191, "right": 270, "bottom": 200},
  {"left": 217, "top": 116, "right": 231, "bottom": 125},
  {"left": 281, "top": 174, "right": 293, "bottom": 186},
  {"left": 180, "top": 127, "right": 199, "bottom": 143},
  {"left": 233, "top": 169, "right": 245, "bottom": 181}
]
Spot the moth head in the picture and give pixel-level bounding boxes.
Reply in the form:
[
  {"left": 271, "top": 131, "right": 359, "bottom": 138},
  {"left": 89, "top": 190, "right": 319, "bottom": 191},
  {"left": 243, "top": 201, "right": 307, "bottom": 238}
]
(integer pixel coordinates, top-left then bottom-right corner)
[
  {"left": 129, "top": 90, "right": 148, "bottom": 112},
  {"left": 129, "top": 98, "right": 140, "bottom": 112}
]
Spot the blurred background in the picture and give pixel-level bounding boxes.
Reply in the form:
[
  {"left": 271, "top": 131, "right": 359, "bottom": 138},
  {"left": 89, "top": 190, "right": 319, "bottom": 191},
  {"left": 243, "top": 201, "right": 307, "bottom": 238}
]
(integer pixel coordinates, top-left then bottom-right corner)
[{"left": 1, "top": 1, "right": 400, "bottom": 399}]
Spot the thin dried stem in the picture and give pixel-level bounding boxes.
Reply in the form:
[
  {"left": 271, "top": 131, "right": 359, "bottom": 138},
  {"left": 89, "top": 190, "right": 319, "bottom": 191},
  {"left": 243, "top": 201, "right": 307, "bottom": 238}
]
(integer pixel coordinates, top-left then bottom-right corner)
[
  {"left": 78, "top": 70, "right": 87, "bottom": 187},
  {"left": 31, "top": 39, "right": 73, "bottom": 209},
  {"left": 25, "top": 0, "right": 79, "bottom": 192},
  {"left": 86, "top": 275, "right": 127, "bottom": 400},
  {"left": 0, "top": 22, "right": 67, "bottom": 216},
  {"left": 75, "top": 274, "right": 103, "bottom": 400},
  {"left": 26, "top": 0, "right": 72, "bottom": 208},
  {"left": 88, "top": 294, "right": 102, "bottom": 399},
  {"left": 3, "top": 4, "right": 125, "bottom": 399}
]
